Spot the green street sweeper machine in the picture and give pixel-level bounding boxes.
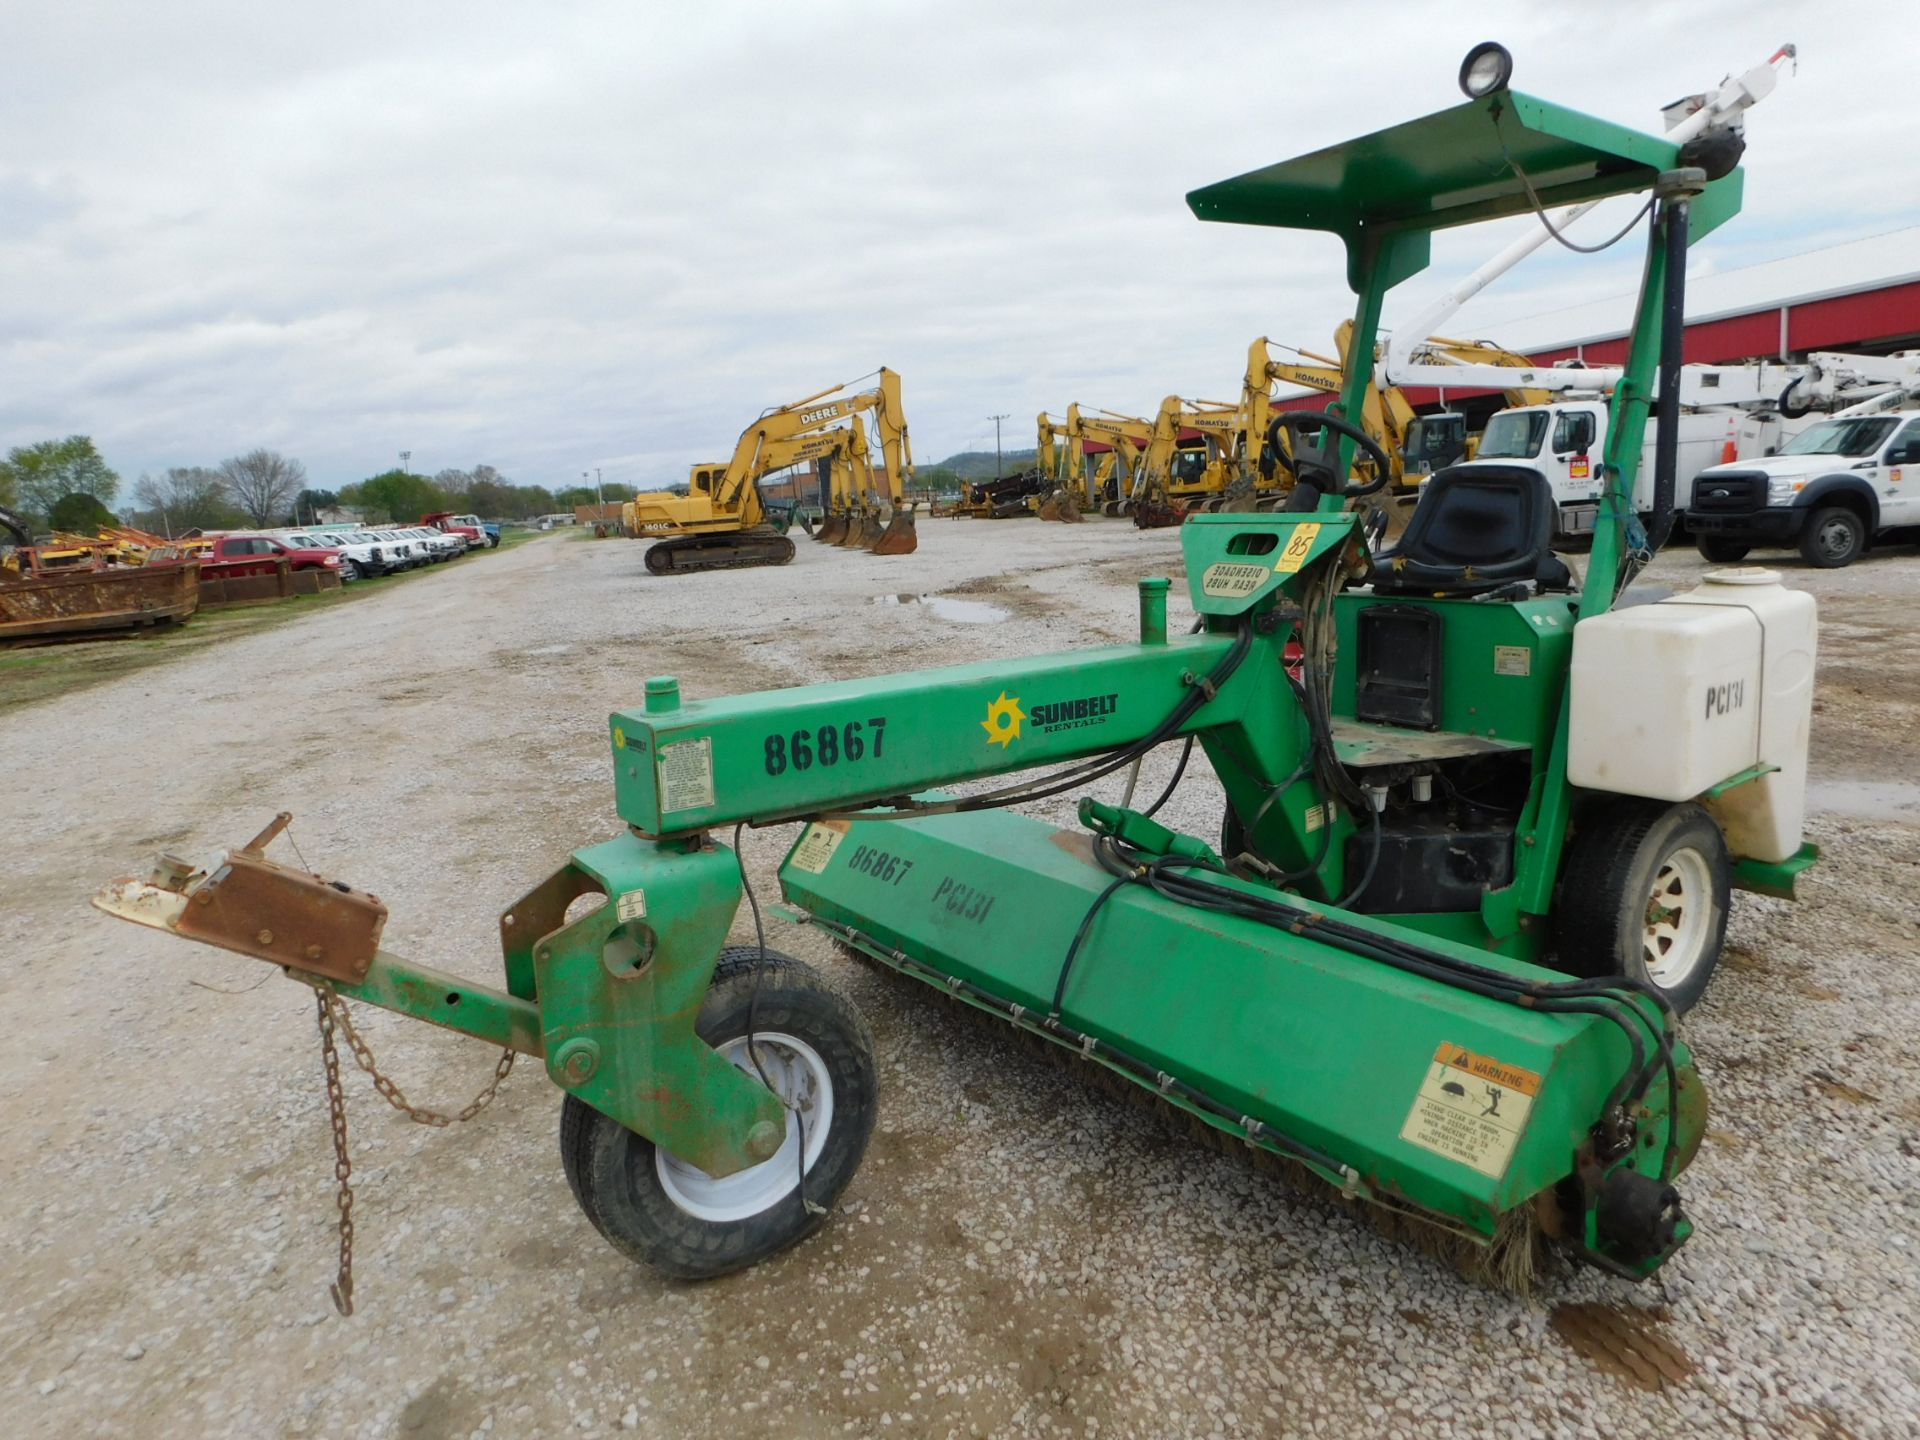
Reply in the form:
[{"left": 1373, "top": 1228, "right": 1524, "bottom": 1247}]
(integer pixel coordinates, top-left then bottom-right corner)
[{"left": 98, "top": 45, "right": 1819, "bottom": 1308}]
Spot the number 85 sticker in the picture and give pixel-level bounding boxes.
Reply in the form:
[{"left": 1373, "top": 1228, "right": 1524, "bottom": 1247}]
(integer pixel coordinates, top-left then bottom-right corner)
[{"left": 1274, "top": 523, "right": 1321, "bottom": 574}]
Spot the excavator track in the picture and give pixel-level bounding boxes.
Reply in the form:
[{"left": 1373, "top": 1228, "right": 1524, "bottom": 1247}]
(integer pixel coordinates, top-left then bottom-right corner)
[{"left": 643, "top": 529, "right": 796, "bottom": 575}]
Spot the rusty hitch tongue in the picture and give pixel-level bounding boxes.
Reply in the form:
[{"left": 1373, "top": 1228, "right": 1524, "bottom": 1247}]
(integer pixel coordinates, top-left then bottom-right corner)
[{"left": 93, "top": 813, "right": 387, "bottom": 985}]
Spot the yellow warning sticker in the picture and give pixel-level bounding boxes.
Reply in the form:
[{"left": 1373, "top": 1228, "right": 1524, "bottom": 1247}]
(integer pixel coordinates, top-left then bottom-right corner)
[
  {"left": 1274, "top": 522, "right": 1321, "bottom": 574},
  {"left": 1399, "top": 1042, "right": 1542, "bottom": 1179},
  {"left": 789, "top": 821, "right": 850, "bottom": 874},
  {"left": 1200, "top": 561, "right": 1271, "bottom": 598}
]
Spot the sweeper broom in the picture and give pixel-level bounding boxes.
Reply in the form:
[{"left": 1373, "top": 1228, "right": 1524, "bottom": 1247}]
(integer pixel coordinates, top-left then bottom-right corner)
[{"left": 97, "top": 44, "right": 1818, "bottom": 1308}]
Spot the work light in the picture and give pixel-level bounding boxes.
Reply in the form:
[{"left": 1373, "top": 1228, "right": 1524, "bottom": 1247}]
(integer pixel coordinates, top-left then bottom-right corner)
[{"left": 1459, "top": 42, "right": 1513, "bottom": 99}]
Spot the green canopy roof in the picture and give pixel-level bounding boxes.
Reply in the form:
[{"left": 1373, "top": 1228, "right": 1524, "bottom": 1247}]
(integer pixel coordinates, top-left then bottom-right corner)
[{"left": 1187, "top": 89, "right": 1740, "bottom": 291}]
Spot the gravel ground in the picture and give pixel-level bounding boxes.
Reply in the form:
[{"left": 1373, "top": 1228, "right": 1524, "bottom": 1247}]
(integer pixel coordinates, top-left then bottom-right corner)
[{"left": 2, "top": 520, "right": 1915, "bottom": 1439}]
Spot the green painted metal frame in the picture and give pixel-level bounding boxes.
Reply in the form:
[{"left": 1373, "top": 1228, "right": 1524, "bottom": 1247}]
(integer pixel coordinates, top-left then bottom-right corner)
[{"left": 101, "top": 79, "right": 1791, "bottom": 1276}]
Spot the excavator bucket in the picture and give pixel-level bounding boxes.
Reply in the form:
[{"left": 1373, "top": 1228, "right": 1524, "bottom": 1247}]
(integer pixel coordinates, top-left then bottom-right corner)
[
  {"left": 839, "top": 511, "right": 872, "bottom": 548},
  {"left": 815, "top": 511, "right": 849, "bottom": 545},
  {"left": 1037, "top": 489, "right": 1083, "bottom": 523},
  {"left": 867, "top": 505, "right": 919, "bottom": 555}
]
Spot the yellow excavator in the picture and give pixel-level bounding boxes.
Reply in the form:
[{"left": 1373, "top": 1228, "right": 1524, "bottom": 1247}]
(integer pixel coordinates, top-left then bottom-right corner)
[
  {"left": 1128, "top": 328, "right": 1558, "bottom": 529},
  {"left": 1250, "top": 327, "right": 1555, "bottom": 494},
  {"left": 1035, "top": 406, "right": 1154, "bottom": 520},
  {"left": 811, "top": 417, "right": 907, "bottom": 550},
  {"left": 625, "top": 370, "right": 916, "bottom": 573},
  {"left": 1126, "top": 396, "right": 1251, "bottom": 527}
]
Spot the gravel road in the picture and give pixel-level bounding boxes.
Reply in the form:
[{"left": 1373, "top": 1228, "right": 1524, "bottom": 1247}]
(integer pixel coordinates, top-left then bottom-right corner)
[{"left": 2, "top": 522, "right": 1915, "bottom": 1439}]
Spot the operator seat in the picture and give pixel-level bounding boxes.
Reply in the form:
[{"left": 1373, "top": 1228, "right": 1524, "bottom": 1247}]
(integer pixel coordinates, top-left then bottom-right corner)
[{"left": 1369, "top": 464, "right": 1571, "bottom": 597}]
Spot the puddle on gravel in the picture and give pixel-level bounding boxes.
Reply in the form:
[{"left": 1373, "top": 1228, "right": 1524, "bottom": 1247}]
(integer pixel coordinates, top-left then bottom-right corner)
[
  {"left": 1806, "top": 778, "right": 1920, "bottom": 822},
  {"left": 873, "top": 593, "right": 1009, "bottom": 624},
  {"left": 1550, "top": 1303, "right": 1694, "bottom": 1392}
]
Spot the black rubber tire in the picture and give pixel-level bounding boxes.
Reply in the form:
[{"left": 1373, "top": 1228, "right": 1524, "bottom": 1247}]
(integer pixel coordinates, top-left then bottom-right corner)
[
  {"left": 558, "top": 946, "right": 876, "bottom": 1280},
  {"left": 1797, "top": 506, "right": 1865, "bottom": 569},
  {"left": 1695, "top": 537, "right": 1750, "bottom": 564},
  {"left": 343, "top": 560, "right": 364, "bottom": 581},
  {"left": 1553, "top": 800, "right": 1731, "bottom": 1014}
]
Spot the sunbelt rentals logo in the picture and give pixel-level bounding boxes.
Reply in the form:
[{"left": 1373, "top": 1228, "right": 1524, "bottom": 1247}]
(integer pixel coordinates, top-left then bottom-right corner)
[
  {"left": 981, "top": 687, "right": 1119, "bottom": 748},
  {"left": 981, "top": 691, "right": 1025, "bottom": 748}
]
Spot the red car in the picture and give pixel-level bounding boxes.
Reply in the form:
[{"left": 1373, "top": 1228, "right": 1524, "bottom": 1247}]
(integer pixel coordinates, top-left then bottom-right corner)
[
  {"left": 198, "top": 533, "right": 344, "bottom": 578},
  {"left": 420, "top": 511, "right": 486, "bottom": 549}
]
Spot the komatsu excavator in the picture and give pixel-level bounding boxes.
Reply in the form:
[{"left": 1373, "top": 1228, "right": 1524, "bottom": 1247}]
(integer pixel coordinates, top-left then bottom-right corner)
[
  {"left": 626, "top": 370, "right": 917, "bottom": 572},
  {"left": 1036, "top": 407, "right": 1148, "bottom": 520},
  {"left": 1127, "top": 395, "right": 1257, "bottom": 526},
  {"left": 98, "top": 44, "right": 1819, "bottom": 1312}
]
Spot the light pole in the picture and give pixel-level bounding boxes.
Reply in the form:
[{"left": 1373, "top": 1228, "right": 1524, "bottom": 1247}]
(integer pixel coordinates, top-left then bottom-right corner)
[
  {"left": 399, "top": 450, "right": 411, "bottom": 476},
  {"left": 988, "top": 413, "right": 1009, "bottom": 478}
]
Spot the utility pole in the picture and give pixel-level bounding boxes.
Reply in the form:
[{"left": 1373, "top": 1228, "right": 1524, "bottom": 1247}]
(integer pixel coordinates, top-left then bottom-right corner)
[{"left": 988, "top": 413, "right": 1009, "bottom": 478}]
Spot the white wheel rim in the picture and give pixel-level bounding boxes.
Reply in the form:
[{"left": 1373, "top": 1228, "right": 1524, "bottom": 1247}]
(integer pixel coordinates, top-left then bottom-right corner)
[
  {"left": 1642, "top": 845, "right": 1713, "bottom": 989},
  {"left": 654, "top": 1031, "right": 833, "bottom": 1223}
]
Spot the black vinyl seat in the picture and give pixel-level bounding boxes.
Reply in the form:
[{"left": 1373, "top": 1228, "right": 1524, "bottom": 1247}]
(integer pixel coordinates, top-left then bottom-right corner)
[{"left": 1370, "top": 464, "right": 1571, "bottom": 597}]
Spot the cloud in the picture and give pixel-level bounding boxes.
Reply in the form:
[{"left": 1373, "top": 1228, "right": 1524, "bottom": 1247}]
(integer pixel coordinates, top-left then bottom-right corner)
[{"left": 2, "top": 1, "right": 1913, "bottom": 490}]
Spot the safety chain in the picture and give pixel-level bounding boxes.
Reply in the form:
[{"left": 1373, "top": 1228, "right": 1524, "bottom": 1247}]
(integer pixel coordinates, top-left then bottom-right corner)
[{"left": 308, "top": 984, "right": 515, "bottom": 1316}]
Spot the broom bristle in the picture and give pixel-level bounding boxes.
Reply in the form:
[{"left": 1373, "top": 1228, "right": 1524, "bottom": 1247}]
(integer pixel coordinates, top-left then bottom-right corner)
[{"left": 838, "top": 940, "right": 1550, "bottom": 1292}]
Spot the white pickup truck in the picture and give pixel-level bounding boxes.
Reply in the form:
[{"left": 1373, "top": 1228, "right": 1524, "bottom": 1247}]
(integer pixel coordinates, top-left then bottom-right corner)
[{"left": 1687, "top": 409, "right": 1920, "bottom": 568}]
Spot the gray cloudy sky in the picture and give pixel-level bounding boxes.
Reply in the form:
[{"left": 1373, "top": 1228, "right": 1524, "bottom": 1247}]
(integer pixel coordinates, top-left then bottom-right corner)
[{"left": 4, "top": 1, "right": 1915, "bottom": 494}]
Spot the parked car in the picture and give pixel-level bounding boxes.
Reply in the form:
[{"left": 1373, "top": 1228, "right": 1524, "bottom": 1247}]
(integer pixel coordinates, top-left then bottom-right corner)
[
  {"left": 396, "top": 525, "right": 465, "bottom": 562},
  {"left": 272, "top": 529, "right": 392, "bottom": 580},
  {"left": 420, "top": 511, "right": 492, "bottom": 550},
  {"left": 200, "top": 533, "right": 344, "bottom": 579},
  {"left": 356, "top": 528, "right": 433, "bottom": 568}
]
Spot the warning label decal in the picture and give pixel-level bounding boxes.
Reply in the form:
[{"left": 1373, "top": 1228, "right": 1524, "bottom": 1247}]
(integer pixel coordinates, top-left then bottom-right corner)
[
  {"left": 616, "top": 889, "right": 647, "bottom": 922},
  {"left": 657, "top": 737, "right": 716, "bottom": 813},
  {"left": 1399, "top": 1042, "right": 1541, "bottom": 1179},
  {"left": 1493, "top": 644, "right": 1532, "bottom": 677},
  {"left": 789, "top": 820, "right": 849, "bottom": 874}
]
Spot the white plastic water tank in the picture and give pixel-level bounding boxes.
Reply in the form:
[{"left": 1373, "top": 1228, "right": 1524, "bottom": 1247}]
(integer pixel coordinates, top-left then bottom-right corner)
[{"left": 1568, "top": 569, "right": 1816, "bottom": 862}]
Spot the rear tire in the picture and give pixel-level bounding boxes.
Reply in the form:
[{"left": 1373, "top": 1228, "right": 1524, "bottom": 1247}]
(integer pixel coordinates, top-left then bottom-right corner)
[
  {"left": 1553, "top": 801, "right": 1730, "bottom": 1014},
  {"left": 1798, "top": 506, "right": 1865, "bottom": 568},
  {"left": 1696, "top": 537, "right": 1750, "bottom": 564},
  {"left": 558, "top": 947, "right": 876, "bottom": 1279}
]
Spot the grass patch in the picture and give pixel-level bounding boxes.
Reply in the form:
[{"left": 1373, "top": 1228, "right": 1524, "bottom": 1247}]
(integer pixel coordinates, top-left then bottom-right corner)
[{"left": 0, "top": 534, "right": 556, "bottom": 713}]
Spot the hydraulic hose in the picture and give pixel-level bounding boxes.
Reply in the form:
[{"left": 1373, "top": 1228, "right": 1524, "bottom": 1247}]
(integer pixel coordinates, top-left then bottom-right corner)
[{"left": 1647, "top": 192, "right": 1691, "bottom": 553}]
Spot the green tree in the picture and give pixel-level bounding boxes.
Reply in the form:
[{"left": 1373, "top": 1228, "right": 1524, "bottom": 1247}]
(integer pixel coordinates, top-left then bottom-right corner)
[
  {"left": 48, "top": 492, "right": 116, "bottom": 533},
  {"left": 343, "top": 469, "right": 448, "bottom": 524},
  {"left": 0, "top": 436, "right": 119, "bottom": 522}
]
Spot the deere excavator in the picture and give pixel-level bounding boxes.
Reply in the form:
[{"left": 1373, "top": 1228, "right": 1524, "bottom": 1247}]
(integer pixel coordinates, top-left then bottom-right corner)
[
  {"left": 625, "top": 370, "right": 917, "bottom": 573},
  {"left": 809, "top": 417, "right": 912, "bottom": 551}
]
